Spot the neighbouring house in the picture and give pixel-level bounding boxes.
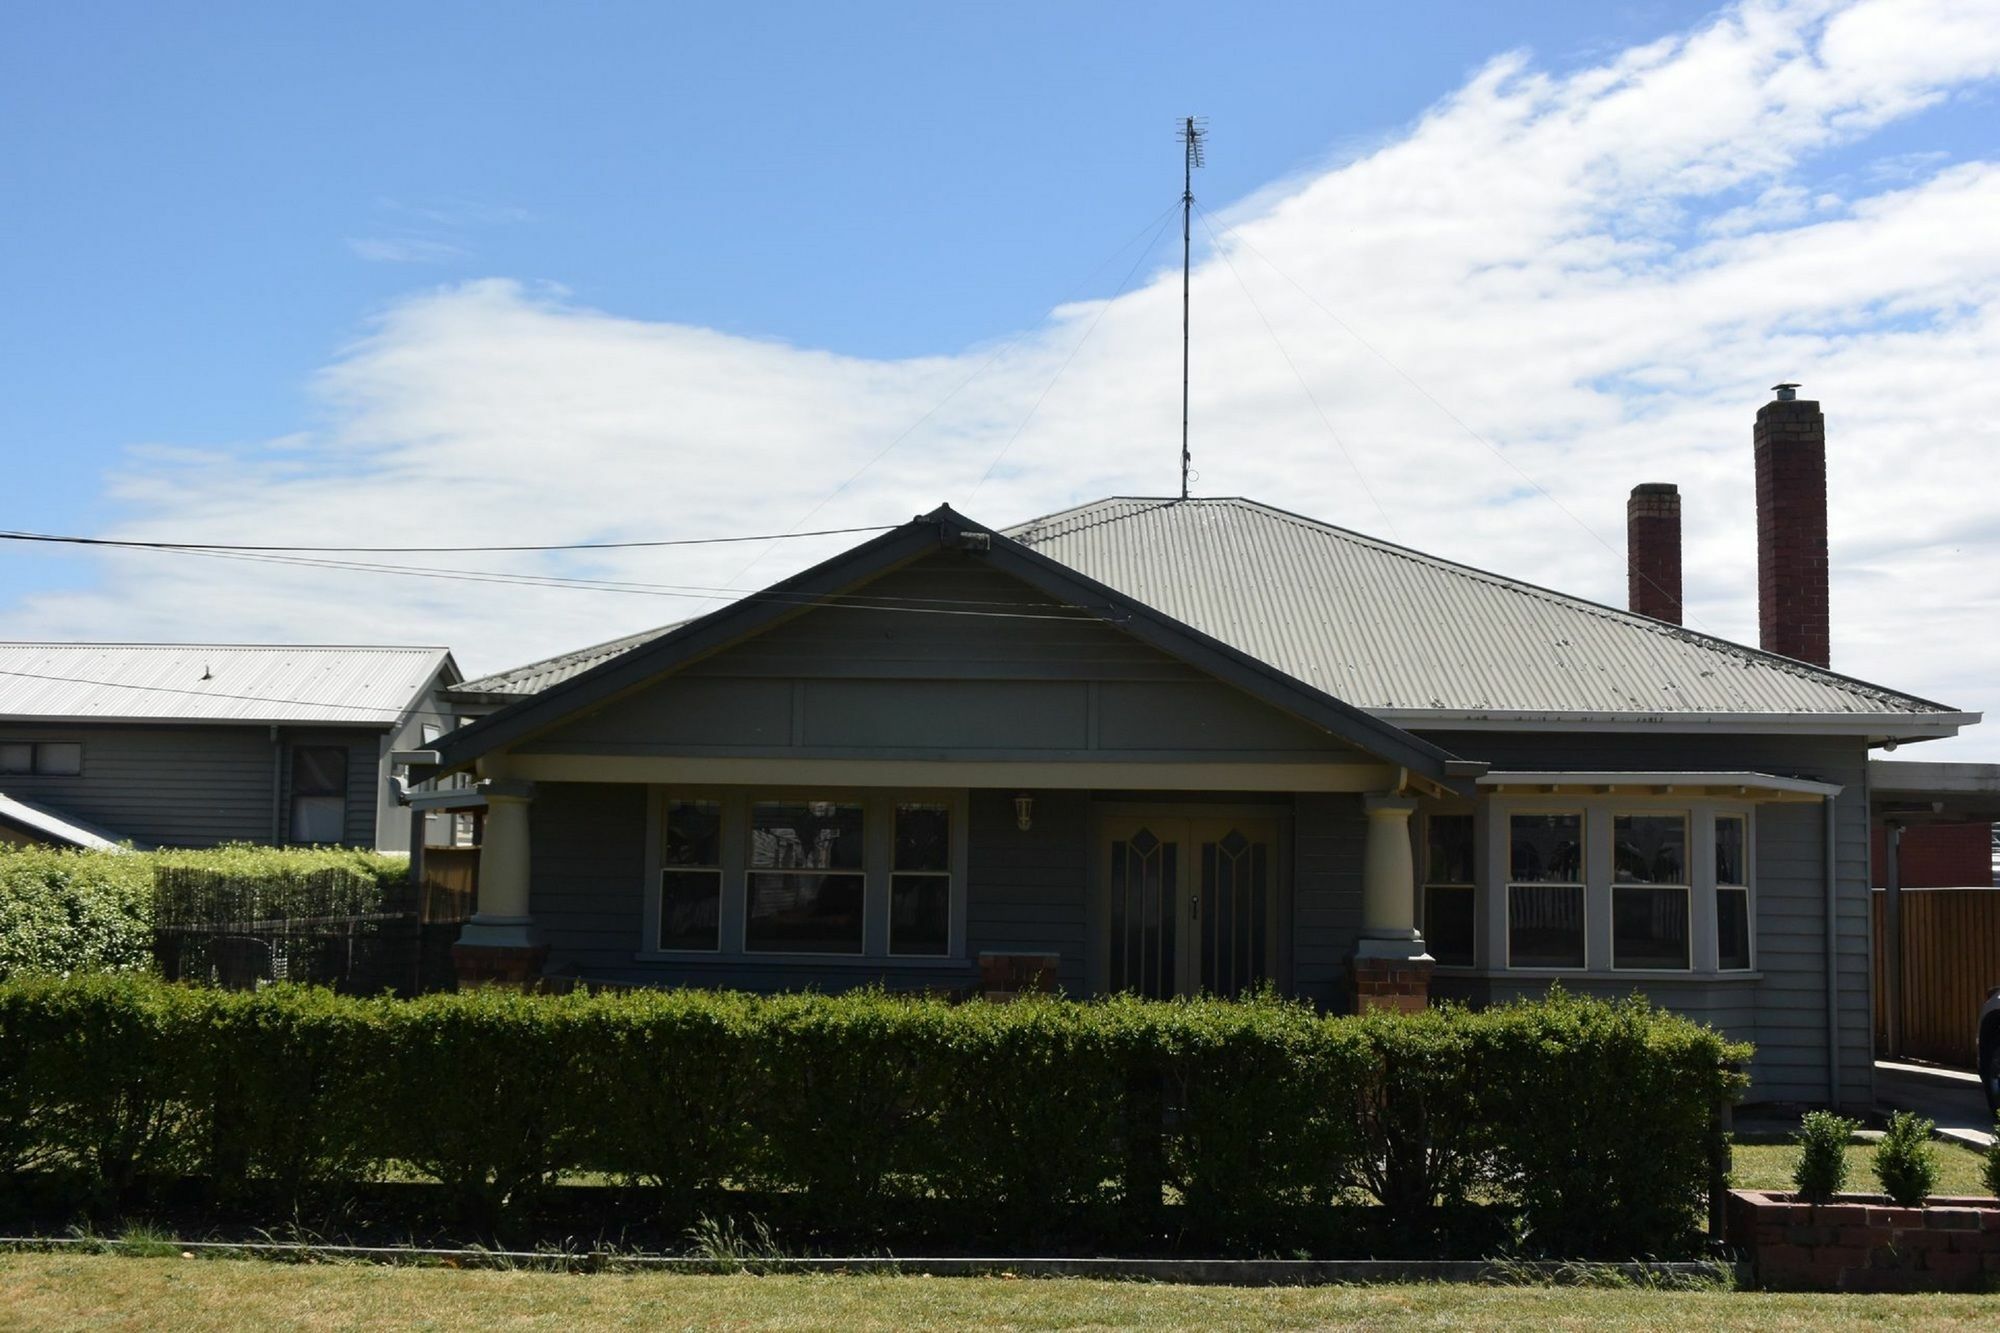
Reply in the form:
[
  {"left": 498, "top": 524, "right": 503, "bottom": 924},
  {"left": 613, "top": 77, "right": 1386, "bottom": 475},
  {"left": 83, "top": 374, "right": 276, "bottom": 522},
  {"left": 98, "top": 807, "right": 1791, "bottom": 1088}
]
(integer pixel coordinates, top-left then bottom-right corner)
[
  {"left": 412, "top": 388, "right": 1980, "bottom": 1110},
  {"left": 0, "top": 642, "right": 458, "bottom": 850}
]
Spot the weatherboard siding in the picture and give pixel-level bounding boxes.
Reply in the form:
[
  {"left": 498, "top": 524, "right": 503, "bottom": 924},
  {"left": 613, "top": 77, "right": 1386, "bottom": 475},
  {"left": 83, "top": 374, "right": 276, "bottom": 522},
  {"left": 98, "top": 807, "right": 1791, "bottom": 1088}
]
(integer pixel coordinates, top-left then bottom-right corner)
[
  {"left": 1417, "top": 729, "right": 1873, "bottom": 1110},
  {"left": 0, "top": 722, "right": 390, "bottom": 850},
  {"left": 521, "top": 553, "right": 1368, "bottom": 764}
]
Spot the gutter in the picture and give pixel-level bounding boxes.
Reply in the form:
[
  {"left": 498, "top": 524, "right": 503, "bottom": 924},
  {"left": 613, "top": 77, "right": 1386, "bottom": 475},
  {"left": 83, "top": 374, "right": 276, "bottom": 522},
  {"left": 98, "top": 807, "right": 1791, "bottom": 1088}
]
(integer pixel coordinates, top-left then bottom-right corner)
[{"left": 1375, "top": 709, "right": 1979, "bottom": 739}]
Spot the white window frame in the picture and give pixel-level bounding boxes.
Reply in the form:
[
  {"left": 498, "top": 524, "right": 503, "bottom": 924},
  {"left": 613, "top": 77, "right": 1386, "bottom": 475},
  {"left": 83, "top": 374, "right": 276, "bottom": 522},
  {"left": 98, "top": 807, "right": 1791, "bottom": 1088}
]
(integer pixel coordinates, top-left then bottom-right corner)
[
  {"left": 1484, "top": 796, "right": 1757, "bottom": 978},
  {"left": 1713, "top": 812, "right": 1756, "bottom": 972},
  {"left": 638, "top": 785, "right": 970, "bottom": 964}
]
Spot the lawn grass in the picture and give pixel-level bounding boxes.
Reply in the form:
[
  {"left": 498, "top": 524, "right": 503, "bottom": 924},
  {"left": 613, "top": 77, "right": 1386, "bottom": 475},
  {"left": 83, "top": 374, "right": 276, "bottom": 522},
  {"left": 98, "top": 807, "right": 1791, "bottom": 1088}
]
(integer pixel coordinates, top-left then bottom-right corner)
[
  {"left": 1732, "top": 1138, "right": 1994, "bottom": 1197},
  {"left": 4, "top": 1254, "right": 1999, "bottom": 1332}
]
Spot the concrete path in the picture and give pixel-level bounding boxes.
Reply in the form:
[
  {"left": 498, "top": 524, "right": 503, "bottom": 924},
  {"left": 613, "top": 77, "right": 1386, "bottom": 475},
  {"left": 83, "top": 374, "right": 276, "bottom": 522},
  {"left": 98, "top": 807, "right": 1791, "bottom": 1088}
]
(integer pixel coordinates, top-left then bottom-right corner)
[{"left": 1875, "top": 1059, "right": 1996, "bottom": 1148}]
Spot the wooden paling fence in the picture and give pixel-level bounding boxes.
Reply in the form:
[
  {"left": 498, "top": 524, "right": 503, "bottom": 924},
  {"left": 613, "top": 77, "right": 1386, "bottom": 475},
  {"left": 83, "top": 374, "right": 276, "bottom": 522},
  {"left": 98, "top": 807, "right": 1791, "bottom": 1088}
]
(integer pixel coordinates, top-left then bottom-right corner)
[{"left": 1872, "top": 887, "right": 2000, "bottom": 1069}]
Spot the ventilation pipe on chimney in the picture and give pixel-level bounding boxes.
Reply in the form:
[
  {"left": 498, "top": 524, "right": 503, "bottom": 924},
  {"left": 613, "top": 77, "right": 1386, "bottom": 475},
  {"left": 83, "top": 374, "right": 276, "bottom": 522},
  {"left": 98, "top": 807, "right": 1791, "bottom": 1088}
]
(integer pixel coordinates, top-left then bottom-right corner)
[
  {"left": 1753, "top": 383, "right": 1831, "bottom": 668},
  {"left": 1626, "top": 483, "right": 1683, "bottom": 624}
]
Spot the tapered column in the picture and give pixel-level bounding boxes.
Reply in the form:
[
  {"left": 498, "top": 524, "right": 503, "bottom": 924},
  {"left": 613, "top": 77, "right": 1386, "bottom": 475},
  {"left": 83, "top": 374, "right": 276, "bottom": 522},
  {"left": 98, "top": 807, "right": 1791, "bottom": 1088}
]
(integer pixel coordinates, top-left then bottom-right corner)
[
  {"left": 453, "top": 779, "right": 545, "bottom": 987},
  {"left": 1351, "top": 793, "right": 1433, "bottom": 1014}
]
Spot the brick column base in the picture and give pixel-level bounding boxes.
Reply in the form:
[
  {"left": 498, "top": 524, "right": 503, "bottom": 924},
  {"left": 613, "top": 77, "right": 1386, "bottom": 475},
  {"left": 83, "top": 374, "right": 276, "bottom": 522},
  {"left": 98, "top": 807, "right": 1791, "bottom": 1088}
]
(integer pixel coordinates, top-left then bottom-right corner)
[
  {"left": 452, "top": 943, "right": 550, "bottom": 991},
  {"left": 978, "top": 951, "right": 1059, "bottom": 1001},
  {"left": 1349, "top": 954, "right": 1434, "bottom": 1015}
]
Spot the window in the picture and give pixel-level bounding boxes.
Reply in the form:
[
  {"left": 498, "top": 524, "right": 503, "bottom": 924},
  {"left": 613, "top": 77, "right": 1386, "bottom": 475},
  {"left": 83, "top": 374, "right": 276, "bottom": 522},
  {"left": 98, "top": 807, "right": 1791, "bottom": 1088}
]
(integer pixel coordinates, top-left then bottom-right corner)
[
  {"left": 747, "top": 801, "right": 865, "bottom": 954},
  {"left": 659, "top": 799, "right": 722, "bottom": 951},
  {"left": 1508, "top": 813, "right": 1585, "bottom": 968},
  {"left": 1612, "top": 813, "right": 1690, "bottom": 970},
  {"left": 1, "top": 741, "right": 83, "bottom": 776},
  {"left": 1423, "top": 813, "right": 1476, "bottom": 968},
  {"left": 1715, "top": 814, "right": 1752, "bottom": 970},
  {"left": 890, "top": 803, "right": 951, "bottom": 956},
  {"left": 288, "top": 745, "right": 348, "bottom": 843}
]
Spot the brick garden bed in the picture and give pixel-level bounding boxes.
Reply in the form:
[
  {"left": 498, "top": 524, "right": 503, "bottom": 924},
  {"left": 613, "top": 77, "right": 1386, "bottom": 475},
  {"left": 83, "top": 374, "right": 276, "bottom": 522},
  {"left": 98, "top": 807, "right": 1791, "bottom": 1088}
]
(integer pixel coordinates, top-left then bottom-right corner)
[{"left": 1727, "top": 1188, "right": 2000, "bottom": 1290}]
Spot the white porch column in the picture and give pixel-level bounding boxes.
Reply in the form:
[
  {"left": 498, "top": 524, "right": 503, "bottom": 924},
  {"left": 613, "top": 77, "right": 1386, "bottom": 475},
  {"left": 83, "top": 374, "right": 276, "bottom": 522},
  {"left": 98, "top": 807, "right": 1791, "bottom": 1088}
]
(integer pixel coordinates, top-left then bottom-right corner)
[
  {"left": 1357, "top": 793, "right": 1427, "bottom": 960},
  {"left": 457, "top": 779, "right": 542, "bottom": 951}
]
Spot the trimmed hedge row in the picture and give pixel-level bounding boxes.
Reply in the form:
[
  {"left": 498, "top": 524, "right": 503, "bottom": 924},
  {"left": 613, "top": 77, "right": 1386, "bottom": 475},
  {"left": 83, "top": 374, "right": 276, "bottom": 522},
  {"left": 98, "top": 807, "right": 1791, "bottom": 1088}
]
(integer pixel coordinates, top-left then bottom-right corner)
[
  {"left": 0, "top": 845, "right": 409, "bottom": 981},
  {"left": 0, "top": 975, "right": 1749, "bottom": 1257}
]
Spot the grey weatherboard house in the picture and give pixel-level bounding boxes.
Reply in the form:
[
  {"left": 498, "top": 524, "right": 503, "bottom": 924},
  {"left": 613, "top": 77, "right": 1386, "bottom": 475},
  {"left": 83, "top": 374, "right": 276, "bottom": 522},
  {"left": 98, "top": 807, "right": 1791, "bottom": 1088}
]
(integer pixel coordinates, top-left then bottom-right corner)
[
  {"left": 421, "top": 415, "right": 1976, "bottom": 1115},
  {"left": 0, "top": 643, "right": 459, "bottom": 851}
]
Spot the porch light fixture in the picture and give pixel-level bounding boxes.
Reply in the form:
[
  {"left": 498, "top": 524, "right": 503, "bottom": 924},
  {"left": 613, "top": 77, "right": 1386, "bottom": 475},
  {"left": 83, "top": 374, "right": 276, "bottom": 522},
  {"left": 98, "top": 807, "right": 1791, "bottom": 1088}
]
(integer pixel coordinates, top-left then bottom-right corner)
[{"left": 1013, "top": 794, "right": 1034, "bottom": 832}]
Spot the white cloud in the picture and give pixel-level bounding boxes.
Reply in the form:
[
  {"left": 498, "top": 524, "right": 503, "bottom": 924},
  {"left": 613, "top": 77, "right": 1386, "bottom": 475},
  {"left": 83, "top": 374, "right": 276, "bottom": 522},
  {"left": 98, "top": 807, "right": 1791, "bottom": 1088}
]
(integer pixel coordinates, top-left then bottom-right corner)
[
  {"left": 13, "top": 0, "right": 2000, "bottom": 758},
  {"left": 346, "top": 236, "right": 468, "bottom": 264}
]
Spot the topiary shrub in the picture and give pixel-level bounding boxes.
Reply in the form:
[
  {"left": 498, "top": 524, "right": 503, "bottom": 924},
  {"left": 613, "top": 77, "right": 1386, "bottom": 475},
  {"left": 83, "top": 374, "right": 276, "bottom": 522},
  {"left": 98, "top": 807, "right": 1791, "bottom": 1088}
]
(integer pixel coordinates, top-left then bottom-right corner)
[
  {"left": 1792, "top": 1109, "right": 1857, "bottom": 1204},
  {"left": 1873, "top": 1111, "right": 1940, "bottom": 1207}
]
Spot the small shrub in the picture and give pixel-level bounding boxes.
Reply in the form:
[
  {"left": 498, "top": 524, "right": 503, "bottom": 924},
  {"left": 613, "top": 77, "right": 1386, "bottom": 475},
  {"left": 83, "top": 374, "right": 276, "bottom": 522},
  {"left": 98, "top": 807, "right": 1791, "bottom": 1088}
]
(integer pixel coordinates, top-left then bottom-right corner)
[
  {"left": 1873, "top": 1111, "right": 1940, "bottom": 1207},
  {"left": 1791, "top": 1110, "right": 1857, "bottom": 1203}
]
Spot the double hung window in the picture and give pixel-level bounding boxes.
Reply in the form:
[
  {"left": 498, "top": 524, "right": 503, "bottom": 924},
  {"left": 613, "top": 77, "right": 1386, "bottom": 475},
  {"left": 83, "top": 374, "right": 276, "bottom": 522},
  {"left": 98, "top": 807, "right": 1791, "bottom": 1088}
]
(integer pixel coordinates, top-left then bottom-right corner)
[
  {"left": 1612, "top": 813, "right": 1689, "bottom": 970},
  {"left": 1715, "top": 815, "right": 1753, "bottom": 970},
  {"left": 1507, "top": 813, "right": 1586, "bottom": 968},
  {"left": 1423, "top": 813, "right": 1476, "bottom": 968}
]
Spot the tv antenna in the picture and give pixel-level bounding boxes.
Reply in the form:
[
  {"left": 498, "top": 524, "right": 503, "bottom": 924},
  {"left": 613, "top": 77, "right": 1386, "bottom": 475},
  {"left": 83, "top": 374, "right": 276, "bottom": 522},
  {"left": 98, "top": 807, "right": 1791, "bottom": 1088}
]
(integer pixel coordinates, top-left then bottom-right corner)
[{"left": 1179, "top": 116, "right": 1206, "bottom": 500}]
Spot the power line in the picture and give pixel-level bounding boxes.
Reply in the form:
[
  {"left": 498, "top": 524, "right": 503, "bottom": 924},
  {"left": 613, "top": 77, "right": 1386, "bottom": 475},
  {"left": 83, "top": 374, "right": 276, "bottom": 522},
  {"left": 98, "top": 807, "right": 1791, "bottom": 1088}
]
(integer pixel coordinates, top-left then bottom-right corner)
[
  {"left": 1195, "top": 204, "right": 1398, "bottom": 541},
  {"left": 0, "top": 523, "right": 897, "bottom": 555},
  {"left": 86, "top": 541, "right": 1115, "bottom": 621}
]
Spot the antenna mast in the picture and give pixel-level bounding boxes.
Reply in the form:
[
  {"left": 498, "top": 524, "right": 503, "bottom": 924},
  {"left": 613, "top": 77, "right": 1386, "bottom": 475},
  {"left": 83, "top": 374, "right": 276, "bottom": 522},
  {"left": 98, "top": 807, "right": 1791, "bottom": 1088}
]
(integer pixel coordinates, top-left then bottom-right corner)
[{"left": 1180, "top": 115, "right": 1205, "bottom": 500}]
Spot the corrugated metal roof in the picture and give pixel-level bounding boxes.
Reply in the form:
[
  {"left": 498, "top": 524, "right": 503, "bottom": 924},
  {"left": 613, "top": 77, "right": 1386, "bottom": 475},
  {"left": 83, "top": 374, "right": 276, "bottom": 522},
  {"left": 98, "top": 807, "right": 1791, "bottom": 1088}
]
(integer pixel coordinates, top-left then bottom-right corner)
[
  {"left": 0, "top": 643, "right": 452, "bottom": 726},
  {"left": 1004, "top": 497, "right": 1956, "bottom": 719},
  {"left": 0, "top": 791, "right": 127, "bottom": 849},
  {"left": 451, "top": 623, "right": 683, "bottom": 697}
]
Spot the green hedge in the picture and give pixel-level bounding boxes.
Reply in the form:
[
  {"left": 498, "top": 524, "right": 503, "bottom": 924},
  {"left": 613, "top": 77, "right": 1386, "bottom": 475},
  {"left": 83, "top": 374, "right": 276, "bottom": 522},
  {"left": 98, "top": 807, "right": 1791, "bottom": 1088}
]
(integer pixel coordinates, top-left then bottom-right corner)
[
  {"left": 0, "top": 976, "right": 1749, "bottom": 1257},
  {"left": 0, "top": 845, "right": 409, "bottom": 982}
]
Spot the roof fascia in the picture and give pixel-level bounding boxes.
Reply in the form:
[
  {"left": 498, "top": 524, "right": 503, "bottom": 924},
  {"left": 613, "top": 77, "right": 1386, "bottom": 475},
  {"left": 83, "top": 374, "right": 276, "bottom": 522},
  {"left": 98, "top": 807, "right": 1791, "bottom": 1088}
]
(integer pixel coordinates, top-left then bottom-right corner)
[{"left": 1379, "top": 709, "right": 1978, "bottom": 740}]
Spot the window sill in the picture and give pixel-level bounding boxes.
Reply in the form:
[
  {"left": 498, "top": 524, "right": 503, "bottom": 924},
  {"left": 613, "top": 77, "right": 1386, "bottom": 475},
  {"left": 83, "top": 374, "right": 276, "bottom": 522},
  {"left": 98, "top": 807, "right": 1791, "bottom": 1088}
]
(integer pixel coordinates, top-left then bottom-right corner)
[
  {"left": 1434, "top": 968, "right": 1764, "bottom": 984},
  {"left": 633, "top": 950, "right": 967, "bottom": 967}
]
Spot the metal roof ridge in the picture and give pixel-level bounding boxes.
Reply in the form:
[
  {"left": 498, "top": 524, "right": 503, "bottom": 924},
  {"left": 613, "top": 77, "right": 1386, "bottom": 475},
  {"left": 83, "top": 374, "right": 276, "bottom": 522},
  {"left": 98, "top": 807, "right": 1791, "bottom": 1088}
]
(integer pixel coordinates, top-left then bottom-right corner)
[{"left": 1034, "top": 495, "right": 1956, "bottom": 716}]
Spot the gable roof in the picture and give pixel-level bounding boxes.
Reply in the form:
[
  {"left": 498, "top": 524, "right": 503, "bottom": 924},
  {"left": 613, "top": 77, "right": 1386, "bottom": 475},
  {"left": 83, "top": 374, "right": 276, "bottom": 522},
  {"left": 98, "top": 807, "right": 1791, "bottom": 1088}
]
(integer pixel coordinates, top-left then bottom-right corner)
[
  {"left": 448, "top": 623, "right": 683, "bottom": 700},
  {"left": 425, "top": 507, "right": 1465, "bottom": 783},
  {"left": 1005, "top": 497, "right": 1968, "bottom": 732},
  {"left": 0, "top": 643, "right": 458, "bottom": 727}
]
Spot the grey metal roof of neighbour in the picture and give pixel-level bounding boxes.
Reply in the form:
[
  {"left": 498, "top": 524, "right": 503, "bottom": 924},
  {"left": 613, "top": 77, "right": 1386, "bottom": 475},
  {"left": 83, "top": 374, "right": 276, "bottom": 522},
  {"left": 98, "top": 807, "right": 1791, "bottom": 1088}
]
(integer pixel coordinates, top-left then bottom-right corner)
[
  {"left": 0, "top": 791, "right": 127, "bottom": 849},
  {"left": 1003, "top": 497, "right": 1964, "bottom": 723},
  {"left": 449, "top": 623, "right": 684, "bottom": 698},
  {"left": 0, "top": 643, "right": 455, "bottom": 726}
]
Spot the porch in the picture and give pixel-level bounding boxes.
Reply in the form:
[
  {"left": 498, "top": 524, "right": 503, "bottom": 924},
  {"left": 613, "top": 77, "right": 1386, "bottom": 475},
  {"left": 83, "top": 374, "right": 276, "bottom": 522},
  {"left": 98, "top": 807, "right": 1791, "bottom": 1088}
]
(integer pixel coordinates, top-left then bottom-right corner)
[{"left": 458, "top": 780, "right": 1430, "bottom": 1011}]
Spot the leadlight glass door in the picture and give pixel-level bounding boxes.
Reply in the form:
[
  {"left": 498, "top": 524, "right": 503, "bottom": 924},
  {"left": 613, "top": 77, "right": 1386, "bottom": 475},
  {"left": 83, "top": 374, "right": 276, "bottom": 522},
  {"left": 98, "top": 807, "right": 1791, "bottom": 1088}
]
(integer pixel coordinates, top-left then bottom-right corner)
[
  {"left": 1104, "top": 820, "right": 1186, "bottom": 999},
  {"left": 1191, "top": 818, "right": 1280, "bottom": 998},
  {"left": 1103, "top": 817, "right": 1280, "bottom": 998}
]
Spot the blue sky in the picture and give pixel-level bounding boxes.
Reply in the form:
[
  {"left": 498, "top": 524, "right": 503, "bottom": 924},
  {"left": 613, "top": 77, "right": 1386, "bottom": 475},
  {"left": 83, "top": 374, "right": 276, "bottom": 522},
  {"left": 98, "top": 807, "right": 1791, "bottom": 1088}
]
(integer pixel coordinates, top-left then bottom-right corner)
[
  {"left": 4, "top": 1, "right": 2000, "bottom": 755},
  {"left": 4, "top": 0, "right": 1735, "bottom": 526}
]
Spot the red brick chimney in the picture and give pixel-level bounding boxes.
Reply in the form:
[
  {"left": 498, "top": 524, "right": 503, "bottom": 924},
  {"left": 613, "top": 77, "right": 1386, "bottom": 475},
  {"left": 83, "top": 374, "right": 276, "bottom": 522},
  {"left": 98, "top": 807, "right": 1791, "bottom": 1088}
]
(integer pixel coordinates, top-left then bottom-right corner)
[
  {"left": 1626, "top": 483, "right": 1683, "bottom": 624},
  {"left": 1753, "top": 384, "right": 1830, "bottom": 668}
]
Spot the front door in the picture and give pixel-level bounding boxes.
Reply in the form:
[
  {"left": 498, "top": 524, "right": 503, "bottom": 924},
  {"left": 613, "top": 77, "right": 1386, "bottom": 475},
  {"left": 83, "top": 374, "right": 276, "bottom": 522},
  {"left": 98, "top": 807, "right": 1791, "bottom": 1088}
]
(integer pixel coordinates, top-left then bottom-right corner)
[{"left": 1101, "top": 816, "right": 1281, "bottom": 998}]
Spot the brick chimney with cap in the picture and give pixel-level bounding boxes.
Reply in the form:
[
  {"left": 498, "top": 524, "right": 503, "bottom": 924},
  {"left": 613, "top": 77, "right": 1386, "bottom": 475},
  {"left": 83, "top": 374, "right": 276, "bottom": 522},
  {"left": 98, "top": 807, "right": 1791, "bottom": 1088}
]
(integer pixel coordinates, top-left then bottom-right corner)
[
  {"left": 1753, "top": 383, "right": 1831, "bottom": 668},
  {"left": 1626, "top": 483, "right": 1683, "bottom": 624}
]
